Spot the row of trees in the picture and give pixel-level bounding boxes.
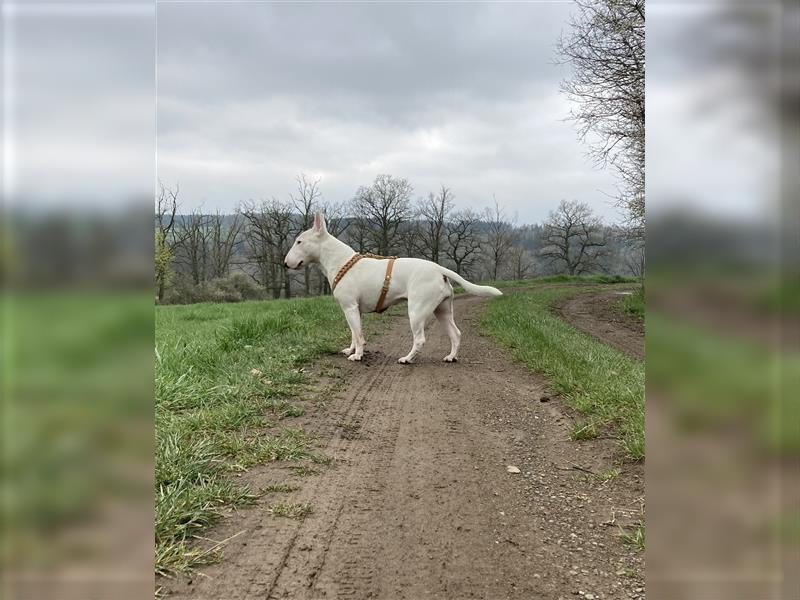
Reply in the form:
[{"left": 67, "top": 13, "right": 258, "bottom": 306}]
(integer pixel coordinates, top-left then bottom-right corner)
[{"left": 155, "top": 174, "right": 643, "bottom": 304}]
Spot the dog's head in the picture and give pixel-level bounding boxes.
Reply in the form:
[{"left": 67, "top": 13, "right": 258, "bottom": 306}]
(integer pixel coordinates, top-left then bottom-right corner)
[{"left": 284, "top": 212, "right": 327, "bottom": 269}]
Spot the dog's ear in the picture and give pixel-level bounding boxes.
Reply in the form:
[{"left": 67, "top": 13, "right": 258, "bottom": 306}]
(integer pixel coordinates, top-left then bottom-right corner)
[{"left": 313, "top": 212, "right": 327, "bottom": 235}]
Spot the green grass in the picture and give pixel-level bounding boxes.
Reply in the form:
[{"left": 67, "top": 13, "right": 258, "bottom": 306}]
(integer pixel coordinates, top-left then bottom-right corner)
[
  {"left": 268, "top": 501, "right": 313, "bottom": 519},
  {"left": 155, "top": 296, "right": 356, "bottom": 575},
  {"left": 261, "top": 484, "right": 300, "bottom": 494},
  {"left": 289, "top": 465, "right": 320, "bottom": 477},
  {"left": 595, "top": 468, "right": 622, "bottom": 482},
  {"left": 620, "top": 521, "right": 645, "bottom": 550},
  {"left": 480, "top": 285, "right": 645, "bottom": 460},
  {"left": 618, "top": 286, "right": 645, "bottom": 319},
  {"left": 647, "top": 310, "right": 800, "bottom": 454},
  {"left": 4, "top": 292, "right": 153, "bottom": 567}
]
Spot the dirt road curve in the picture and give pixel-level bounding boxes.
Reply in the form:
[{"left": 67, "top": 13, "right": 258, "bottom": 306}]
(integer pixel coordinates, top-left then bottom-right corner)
[
  {"left": 161, "top": 294, "right": 644, "bottom": 600},
  {"left": 556, "top": 289, "right": 644, "bottom": 359}
]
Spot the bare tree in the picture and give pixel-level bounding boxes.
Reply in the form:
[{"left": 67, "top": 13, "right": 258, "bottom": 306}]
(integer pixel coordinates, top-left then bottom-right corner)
[
  {"left": 622, "top": 236, "right": 645, "bottom": 280},
  {"left": 417, "top": 185, "right": 454, "bottom": 263},
  {"left": 241, "top": 198, "right": 296, "bottom": 299},
  {"left": 173, "top": 209, "right": 211, "bottom": 285},
  {"left": 291, "top": 173, "right": 322, "bottom": 294},
  {"left": 321, "top": 198, "right": 352, "bottom": 239},
  {"left": 208, "top": 211, "right": 244, "bottom": 279},
  {"left": 353, "top": 174, "right": 414, "bottom": 255},
  {"left": 398, "top": 220, "right": 422, "bottom": 258},
  {"left": 155, "top": 181, "right": 180, "bottom": 302},
  {"left": 509, "top": 241, "right": 535, "bottom": 280},
  {"left": 540, "top": 200, "right": 608, "bottom": 275},
  {"left": 483, "top": 198, "right": 516, "bottom": 281},
  {"left": 445, "top": 209, "right": 482, "bottom": 278},
  {"left": 557, "top": 0, "right": 645, "bottom": 236},
  {"left": 346, "top": 215, "right": 371, "bottom": 254}
]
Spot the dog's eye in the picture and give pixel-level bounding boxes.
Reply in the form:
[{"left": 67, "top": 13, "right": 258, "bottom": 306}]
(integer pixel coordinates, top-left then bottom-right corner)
[{"left": 296, "top": 240, "right": 302, "bottom": 245}]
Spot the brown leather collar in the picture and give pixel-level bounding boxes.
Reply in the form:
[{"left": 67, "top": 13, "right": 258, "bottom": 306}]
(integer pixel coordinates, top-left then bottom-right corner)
[{"left": 331, "top": 252, "right": 397, "bottom": 313}]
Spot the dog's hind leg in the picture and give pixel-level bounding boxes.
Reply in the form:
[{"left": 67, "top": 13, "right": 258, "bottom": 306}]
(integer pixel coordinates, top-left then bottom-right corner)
[
  {"left": 399, "top": 291, "right": 444, "bottom": 364},
  {"left": 434, "top": 296, "right": 461, "bottom": 362},
  {"left": 342, "top": 305, "right": 365, "bottom": 361}
]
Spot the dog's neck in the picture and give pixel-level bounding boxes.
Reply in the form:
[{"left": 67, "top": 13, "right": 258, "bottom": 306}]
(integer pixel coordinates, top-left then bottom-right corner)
[{"left": 317, "top": 235, "right": 357, "bottom": 286}]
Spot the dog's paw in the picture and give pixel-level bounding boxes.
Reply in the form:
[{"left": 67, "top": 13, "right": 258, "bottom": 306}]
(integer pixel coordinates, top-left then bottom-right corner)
[
  {"left": 341, "top": 347, "right": 354, "bottom": 356},
  {"left": 397, "top": 357, "right": 413, "bottom": 365},
  {"left": 443, "top": 356, "right": 458, "bottom": 363},
  {"left": 347, "top": 354, "right": 362, "bottom": 362}
]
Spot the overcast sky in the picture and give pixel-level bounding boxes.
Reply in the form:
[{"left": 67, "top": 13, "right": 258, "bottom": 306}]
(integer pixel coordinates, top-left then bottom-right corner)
[{"left": 157, "top": 2, "right": 622, "bottom": 224}]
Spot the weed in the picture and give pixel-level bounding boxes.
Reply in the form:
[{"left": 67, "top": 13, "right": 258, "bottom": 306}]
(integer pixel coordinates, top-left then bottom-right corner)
[
  {"left": 269, "top": 502, "right": 314, "bottom": 519},
  {"left": 620, "top": 521, "right": 645, "bottom": 550},
  {"left": 595, "top": 468, "right": 621, "bottom": 482},
  {"left": 261, "top": 484, "right": 300, "bottom": 494},
  {"left": 570, "top": 419, "right": 599, "bottom": 441},
  {"left": 289, "top": 465, "right": 320, "bottom": 477},
  {"left": 618, "top": 286, "right": 645, "bottom": 319},
  {"left": 309, "top": 453, "right": 334, "bottom": 465}
]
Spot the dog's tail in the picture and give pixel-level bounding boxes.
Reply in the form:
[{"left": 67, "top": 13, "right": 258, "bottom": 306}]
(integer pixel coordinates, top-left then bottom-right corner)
[{"left": 439, "top": 267, "right": 503, "bottom": 297}]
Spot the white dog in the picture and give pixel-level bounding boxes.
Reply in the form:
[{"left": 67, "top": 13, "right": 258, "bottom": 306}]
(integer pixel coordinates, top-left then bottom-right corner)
[{"left": 284, "top": 213, "right": 502, "bottom": 364}]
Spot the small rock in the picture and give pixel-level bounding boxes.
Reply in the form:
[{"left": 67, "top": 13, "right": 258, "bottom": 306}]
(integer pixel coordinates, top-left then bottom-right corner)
[{"left": 507, "top": 465, "right": 521, "bottom": 474}]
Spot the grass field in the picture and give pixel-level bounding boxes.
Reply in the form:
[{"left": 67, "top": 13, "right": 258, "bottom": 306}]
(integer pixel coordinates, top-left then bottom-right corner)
[
  {"left": 155, "top": 278, "right": 646, "bottom": 574},
  {"left": 155, "top": 296, "right": 360, "bottom": 575},
  {"left": 4, "top": 293, "right": 153, "bottom": 567},
  {"left": 647, "top": 310, "right": 799, "bottom": 454},
  {"left": 480, "top": 283, "right": 645, "bottom": 460}
]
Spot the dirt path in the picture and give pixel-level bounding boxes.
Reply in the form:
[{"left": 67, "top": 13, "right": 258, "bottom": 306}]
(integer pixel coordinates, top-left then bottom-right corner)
[
  {"left": 556, "top": 289, "right": 644, "bottom": 359},
  {"left": 160, "top": 293, "right": 644, "bottom": 600}
]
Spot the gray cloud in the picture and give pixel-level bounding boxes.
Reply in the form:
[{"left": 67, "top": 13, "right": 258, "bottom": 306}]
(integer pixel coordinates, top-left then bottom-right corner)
[
  {"left": 5, "top": 2, "right": 154, "bottom": 207},
  {"left": 157, "top": 2, "right": 621, "bottom": 224}
]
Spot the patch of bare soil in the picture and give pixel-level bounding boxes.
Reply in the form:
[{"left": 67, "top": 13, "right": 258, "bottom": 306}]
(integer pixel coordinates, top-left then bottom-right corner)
[
  {"left": 158, "top": 294, "right": 644, "bottom": 600},
  {"left": 556, "top": 289, "right": 645, "bottom": 359}
]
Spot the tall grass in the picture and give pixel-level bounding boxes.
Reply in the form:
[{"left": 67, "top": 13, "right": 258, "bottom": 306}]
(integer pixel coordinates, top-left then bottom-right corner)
[
  {"left": 155, "top": 296, "right": 352, "bottom": 575},
  {"left": 480, "top": 286, "right": 645, "bottom": 460},
  {"left": 619, "top": 285, "right": 645, "bottom": 319}
]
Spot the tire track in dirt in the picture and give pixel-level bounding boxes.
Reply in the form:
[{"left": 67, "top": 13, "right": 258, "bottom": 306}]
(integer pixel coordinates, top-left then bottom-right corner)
[
  {"left": 556, "top": 288, "right": 644, "bottom": 359},
  {"left": 160, "top": 292, "right": 645, "bottom": 600}
]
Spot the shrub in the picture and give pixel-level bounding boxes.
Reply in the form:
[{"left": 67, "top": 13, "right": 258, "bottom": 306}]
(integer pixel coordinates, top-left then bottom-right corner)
[
  {"left": 160, "top": 274, "right": 266, "bottom": 305},
  {"left": 228, "top": 273, "right": 267, "bottom": 301},
  {"left": 208, "top": 278, "right": 243, "bottom": 303}
]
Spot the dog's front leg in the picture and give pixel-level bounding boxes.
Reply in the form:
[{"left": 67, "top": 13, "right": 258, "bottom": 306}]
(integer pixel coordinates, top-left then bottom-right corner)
[
  {"left": 342, "top": 305, "right": 365, "bottom": 361},
  {"left": 341, "top": 333, "right": 356, "bottom": 357}
]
